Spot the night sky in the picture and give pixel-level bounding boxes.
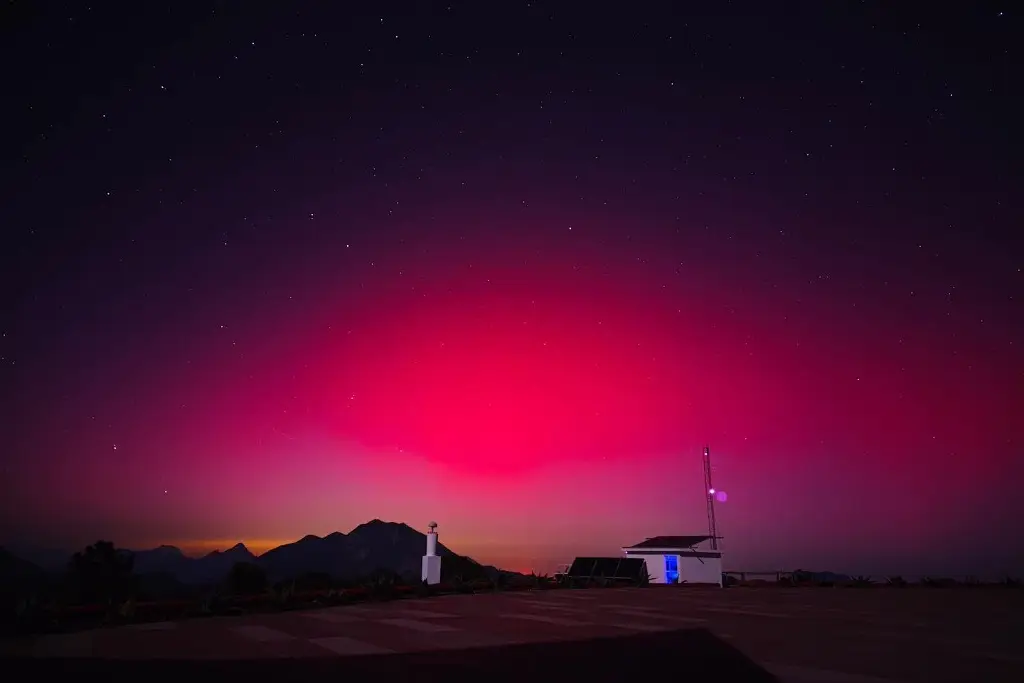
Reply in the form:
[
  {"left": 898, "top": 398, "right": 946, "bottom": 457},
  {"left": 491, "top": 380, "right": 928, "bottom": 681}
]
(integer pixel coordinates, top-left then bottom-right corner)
[{"left": 2, "top": 2, "right": 1021, "bottom": 578}]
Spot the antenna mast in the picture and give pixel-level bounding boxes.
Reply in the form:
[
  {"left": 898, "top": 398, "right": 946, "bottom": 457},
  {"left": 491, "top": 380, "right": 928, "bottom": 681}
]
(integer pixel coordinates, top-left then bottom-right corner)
[{"left": 703, "top": 445, "right": 719, "bottom": 550}]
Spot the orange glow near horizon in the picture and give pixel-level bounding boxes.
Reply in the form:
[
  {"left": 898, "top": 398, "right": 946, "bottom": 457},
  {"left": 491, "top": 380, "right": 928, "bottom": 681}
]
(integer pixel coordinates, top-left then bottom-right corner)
[
  {"left": 167, "top": 538, "right": 292, "bottom": 558},
  {"left": 159, "top": 534, "right": 556, "bottom": 574}
]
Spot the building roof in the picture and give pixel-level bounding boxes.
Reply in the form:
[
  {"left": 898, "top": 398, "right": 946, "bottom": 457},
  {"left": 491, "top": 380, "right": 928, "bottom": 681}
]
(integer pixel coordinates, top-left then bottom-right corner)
[{"left": 623, "top": 535, "right": 711, "bottom": 549}]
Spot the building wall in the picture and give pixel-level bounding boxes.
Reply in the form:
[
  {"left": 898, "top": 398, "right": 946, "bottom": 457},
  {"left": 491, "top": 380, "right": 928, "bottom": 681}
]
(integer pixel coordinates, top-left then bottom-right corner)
[
  {"left": 637, "top": 553, "right": 723, "bottom": 586},
  {"left": 679, "top": 554, "right": 722, "bottom": 586},
  {"left": 643, "top": 555, "right": 668, "bottom": 583}
]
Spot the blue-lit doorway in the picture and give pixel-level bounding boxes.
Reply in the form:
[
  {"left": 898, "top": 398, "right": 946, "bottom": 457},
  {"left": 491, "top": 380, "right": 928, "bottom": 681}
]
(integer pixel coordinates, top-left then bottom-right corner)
[{"left": 664, "top": 555, "right": 679, "bottom": 583}]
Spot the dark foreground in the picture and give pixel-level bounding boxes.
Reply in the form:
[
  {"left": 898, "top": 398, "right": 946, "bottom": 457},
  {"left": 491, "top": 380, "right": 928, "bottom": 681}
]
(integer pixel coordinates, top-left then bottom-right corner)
[
  {"left": 4, "top": 627, "right": 775, "bottom": 681},
  {"left": 4, "top": 586, "right": 1023, "bottom": 682}
]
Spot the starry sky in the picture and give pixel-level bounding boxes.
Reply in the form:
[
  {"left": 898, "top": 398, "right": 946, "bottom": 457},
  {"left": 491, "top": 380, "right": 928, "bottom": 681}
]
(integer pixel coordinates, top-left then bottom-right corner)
[{"left": 2, "top": 2, "right": 1021, "bottom": 578}]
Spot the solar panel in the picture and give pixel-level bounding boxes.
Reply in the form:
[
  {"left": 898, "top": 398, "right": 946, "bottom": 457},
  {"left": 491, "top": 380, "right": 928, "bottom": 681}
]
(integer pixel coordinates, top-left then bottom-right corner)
[
  {"left": 626, "top": 535, "right": 711, "bottom": 549},
  {"left": 564, "top": 557, "right": 648, "bottom": 586}
]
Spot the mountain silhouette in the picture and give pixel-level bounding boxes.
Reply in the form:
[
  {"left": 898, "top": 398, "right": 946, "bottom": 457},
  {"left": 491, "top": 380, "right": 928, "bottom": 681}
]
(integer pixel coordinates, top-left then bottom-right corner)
[
  {"left": 258, "top": 532, "right": 353, "bottom": 581},
  {"left": 2, "top": 520, "right": 501, "bottom": 587},
  {"left": 0, "top": 547, "right": 48, "bottom": 584},
  {"left": 185, "top": 543, "right": 257, "bottom": 584},
  {"left": 0, "top": 547, "right": 50, "bottom": 609},
  {"left": 2, "top": 544, "right": 72, "bottom": 573},
  {"left": 130, "top": 520, "right": 493, "bottom": 584},
  {"left": 132, "top": 545, "right": 190, "bottom": 576},
  {"left": 251, "top": 520, "right": 476, "bottom": 582},
  {"left": 344, "top": 519, "right": 458, "bottom": 578},
  {"left": 129, "top": 542, "right": 257, "bottom": 585}
]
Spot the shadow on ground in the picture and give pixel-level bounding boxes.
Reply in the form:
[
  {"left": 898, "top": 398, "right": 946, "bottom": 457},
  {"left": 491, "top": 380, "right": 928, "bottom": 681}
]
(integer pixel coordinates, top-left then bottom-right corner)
[{"left": 2, "top": 628, "right": 779, "bottom": 681}]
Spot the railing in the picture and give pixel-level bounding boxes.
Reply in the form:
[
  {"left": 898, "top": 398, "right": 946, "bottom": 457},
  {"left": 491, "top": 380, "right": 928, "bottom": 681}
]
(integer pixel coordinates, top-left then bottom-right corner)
[
  {"left": 723, "top": 571, "right": 1014, "bottom": 586},
  {"left": 723, "top": 570, "right": 793, "bottom": 582}
]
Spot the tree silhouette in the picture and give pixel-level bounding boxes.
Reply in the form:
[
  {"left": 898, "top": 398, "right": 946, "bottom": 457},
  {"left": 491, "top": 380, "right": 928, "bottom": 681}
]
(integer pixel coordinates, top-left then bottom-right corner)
[{"left": 68, "top": 541, "right": 134, "bottom": 604}]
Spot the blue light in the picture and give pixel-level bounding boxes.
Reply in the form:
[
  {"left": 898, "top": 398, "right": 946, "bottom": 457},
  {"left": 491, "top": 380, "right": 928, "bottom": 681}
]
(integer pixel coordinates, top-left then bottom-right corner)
[{"left": 665, "top": 555, "right": 679, "bottom": 584}]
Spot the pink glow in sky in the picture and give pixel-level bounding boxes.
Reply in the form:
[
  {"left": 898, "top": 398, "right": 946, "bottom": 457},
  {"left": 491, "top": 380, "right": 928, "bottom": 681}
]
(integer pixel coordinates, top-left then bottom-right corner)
[
  {"left": 3, "top": 4, "right": 1022, "bottom": 579},
  {"left": 6, "top": 209, "right": 1021, "bottom": 578}
]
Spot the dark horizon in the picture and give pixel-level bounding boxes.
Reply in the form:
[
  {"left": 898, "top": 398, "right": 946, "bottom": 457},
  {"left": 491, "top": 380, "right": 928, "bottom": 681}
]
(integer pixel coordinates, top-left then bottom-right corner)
[
  {"left": 4, "top": 519, "right": 1021, "bottom": 581},
  {"left": 2, "top": 2, "right": 1021, "bottom": 579}
]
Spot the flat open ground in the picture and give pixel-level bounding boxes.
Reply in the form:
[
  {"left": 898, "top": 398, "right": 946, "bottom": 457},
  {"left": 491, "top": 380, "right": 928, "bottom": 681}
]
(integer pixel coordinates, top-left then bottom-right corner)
[{"left": 3, "top": 586, "right": 1022, "bottom": 682}]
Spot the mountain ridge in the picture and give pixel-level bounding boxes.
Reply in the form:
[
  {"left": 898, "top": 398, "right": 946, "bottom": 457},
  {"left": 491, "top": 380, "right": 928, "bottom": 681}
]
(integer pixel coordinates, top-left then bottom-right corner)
[{"left": 3, "top": 520, "right": 492, "bottom": 586}]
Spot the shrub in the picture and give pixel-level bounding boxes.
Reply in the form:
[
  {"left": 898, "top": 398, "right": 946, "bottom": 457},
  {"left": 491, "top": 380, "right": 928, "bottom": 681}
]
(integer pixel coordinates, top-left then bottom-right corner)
[
  {"left": 364, "top": 569, "right": 401, "bottom": 599},
  {"left": 529, "top": 572, "right": 553, "bottom": 590},
  {"left": 293, "top": 572, "right": 334, "bottom": 593},
  {"left": 226, "top": 562, "right": 268, "bottom": 596},
  {"left": 921, "top": 577, "right": 958, "bottom": 588}
]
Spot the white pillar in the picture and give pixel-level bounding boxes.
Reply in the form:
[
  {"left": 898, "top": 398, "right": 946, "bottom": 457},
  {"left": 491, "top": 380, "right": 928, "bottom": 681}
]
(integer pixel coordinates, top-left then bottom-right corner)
[{"left": 422, "top": 521, "right": 441, "bottom": 584}]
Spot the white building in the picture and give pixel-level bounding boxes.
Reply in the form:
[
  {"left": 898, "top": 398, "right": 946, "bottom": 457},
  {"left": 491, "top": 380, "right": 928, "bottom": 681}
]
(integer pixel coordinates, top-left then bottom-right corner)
[{"left": 622, "top": 535, "right": 723, "bottom": 586}]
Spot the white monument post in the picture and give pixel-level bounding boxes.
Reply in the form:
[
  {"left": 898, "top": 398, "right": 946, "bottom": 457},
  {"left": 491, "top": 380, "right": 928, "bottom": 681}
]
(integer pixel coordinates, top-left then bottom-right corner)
[{"left": 421, "top": 521, "right": 441, "bottom": 585}]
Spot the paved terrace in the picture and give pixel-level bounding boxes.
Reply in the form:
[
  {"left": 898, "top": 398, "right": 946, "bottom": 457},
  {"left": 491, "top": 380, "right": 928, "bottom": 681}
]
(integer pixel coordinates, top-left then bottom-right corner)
[{"left": 3, "top": 586, "right": 1022, "bottom": 682}]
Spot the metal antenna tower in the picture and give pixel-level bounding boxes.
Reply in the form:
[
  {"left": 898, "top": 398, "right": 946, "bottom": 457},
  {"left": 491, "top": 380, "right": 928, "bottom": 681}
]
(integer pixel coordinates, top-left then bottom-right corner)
[{"left": 702, "top": 445, "right": 719, "bottom": 550}]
